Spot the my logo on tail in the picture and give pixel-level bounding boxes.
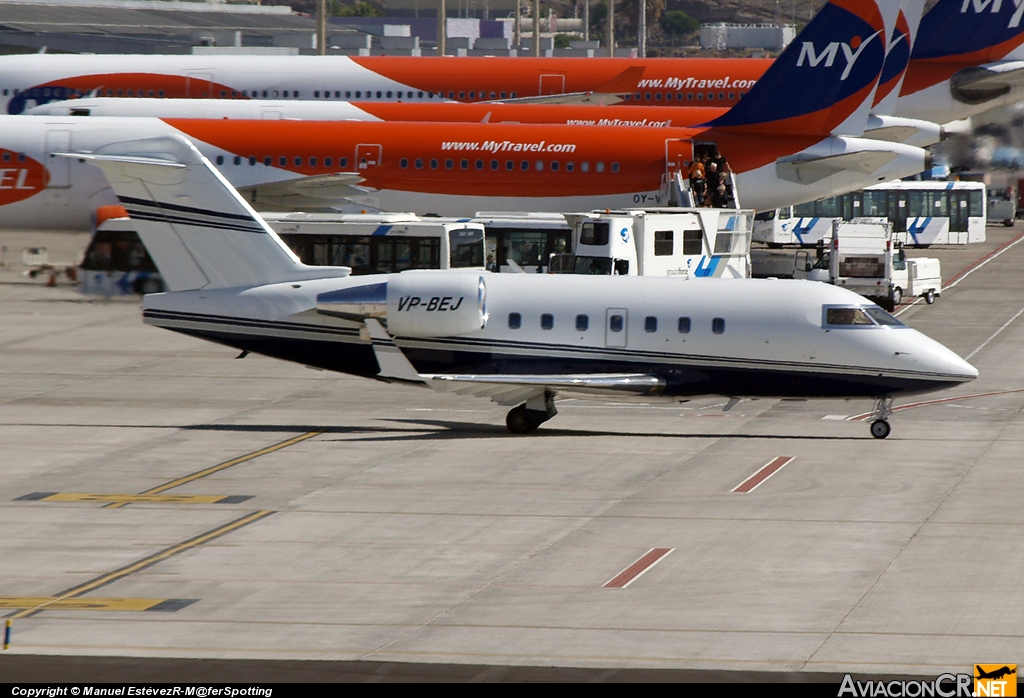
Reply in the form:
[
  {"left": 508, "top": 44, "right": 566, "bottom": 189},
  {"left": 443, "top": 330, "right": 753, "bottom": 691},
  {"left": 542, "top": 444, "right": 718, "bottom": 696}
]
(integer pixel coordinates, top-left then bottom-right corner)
[
  {"left": 961, "top": 0, "right": 1024, "bottom": 29},
  {"left": 797, "top": 30, "right": 884, "bottom": 80}
]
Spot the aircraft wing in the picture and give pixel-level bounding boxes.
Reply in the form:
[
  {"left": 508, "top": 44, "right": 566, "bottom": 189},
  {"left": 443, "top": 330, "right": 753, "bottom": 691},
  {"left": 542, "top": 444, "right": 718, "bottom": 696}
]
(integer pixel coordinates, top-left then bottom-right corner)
[
  {"left": 775, "top": 150, "right": 899, "bottom": 184},
  {"left": 486, "top": 91, "right": 624, "bottom": 106},
  {"left": 949, "top": 62, "right": 1024, "bottom": 105},
  {"left": 238, "top": 172, "right": 369, "bottom": 210},
  {"left": 484, "top": 65, "right": 643, "bottom": 106},
  {"left": 424, "top": 373, "right": 666, "bottom": 405}
]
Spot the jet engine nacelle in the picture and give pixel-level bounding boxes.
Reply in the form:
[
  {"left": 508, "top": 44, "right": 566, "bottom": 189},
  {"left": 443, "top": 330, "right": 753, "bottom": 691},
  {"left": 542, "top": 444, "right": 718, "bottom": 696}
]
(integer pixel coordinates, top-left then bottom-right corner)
[
  {"left": 386, "top": 272, "right": 487, "bottom": 337},
  {"left": 316, "top": 272, "right": 487, "bottom": 337}
]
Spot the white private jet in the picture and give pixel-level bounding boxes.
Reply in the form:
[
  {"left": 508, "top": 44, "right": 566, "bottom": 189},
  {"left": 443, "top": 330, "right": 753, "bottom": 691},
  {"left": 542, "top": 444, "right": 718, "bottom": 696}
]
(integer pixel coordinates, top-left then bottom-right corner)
[{"left": 69, "top": 135, "right": 977, "bottom": 438}]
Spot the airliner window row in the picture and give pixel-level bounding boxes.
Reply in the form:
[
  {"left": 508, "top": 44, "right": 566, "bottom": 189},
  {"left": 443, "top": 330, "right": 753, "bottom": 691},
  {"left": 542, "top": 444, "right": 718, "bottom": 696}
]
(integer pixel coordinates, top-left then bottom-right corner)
[
  {"left": 621, "top": 91, "right": 746, "bottom": 102},
  {"left": 507, "top": 313, "right": 724, "bottom": 334},
  {"left": 212, "top": 153, "right": 621, "bottom": 174},
  {"left": 399, "top": 158, "right": 620, "bottom": 173}
]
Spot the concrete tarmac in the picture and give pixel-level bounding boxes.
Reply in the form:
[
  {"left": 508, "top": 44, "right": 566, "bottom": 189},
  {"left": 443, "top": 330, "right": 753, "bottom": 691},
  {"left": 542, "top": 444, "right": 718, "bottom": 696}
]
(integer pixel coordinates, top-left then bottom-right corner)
[{"left": 1, "top": 227, "right": 1022, "bottom": 681}]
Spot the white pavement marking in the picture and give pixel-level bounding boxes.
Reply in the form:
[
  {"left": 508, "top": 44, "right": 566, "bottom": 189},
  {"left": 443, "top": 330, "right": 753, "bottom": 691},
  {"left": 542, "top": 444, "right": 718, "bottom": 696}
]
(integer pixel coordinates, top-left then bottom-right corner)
[{"left": 965, "top": 306, "right": 1024, "bottom": 361}]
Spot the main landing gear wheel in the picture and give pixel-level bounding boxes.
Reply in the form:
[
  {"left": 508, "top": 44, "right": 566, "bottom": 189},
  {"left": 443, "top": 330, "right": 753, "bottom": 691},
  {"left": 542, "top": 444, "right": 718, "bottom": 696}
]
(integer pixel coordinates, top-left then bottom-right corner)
[
  {"left": 868, "top": 395, "right": 894, "bottom": 439},
  {"left": 505, "top": 391, "right": 558, "bottom": 435},
  {"left": 506, "top": 405, "right": 541, "bottom": 434},
  {"left": 870, "top": 420, "right": 891, "bottom": 439}
]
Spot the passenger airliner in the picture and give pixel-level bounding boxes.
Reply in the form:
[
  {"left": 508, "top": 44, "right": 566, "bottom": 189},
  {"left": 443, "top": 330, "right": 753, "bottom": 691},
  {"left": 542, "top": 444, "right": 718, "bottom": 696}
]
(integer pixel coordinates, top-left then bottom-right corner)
[
  {"left": 5, "top": 0, "right": 1023, "bottom": 127},
  {"left": 1, "top": 0, "right": 932, "bottom": 232},
  {"left": 71, "top": 134, "right": 977, "bottom": 438}
]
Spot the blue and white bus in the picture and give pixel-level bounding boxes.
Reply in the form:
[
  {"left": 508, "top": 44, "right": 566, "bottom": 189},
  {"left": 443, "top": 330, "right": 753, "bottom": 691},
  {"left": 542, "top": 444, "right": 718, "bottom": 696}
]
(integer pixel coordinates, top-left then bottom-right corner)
[{"left": 753, "top": 180, "right": 987, "bottom": 247}]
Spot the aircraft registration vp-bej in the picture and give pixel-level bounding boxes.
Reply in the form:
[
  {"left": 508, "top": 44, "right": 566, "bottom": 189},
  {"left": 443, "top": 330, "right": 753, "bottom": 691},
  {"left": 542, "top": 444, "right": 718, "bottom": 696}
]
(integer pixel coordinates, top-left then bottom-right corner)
[
  {"left": 68, "top": 135, "right": 978, "bottom": 438},
  {"left": 0, "top": 0, "right": 930, "bottom": 232}
]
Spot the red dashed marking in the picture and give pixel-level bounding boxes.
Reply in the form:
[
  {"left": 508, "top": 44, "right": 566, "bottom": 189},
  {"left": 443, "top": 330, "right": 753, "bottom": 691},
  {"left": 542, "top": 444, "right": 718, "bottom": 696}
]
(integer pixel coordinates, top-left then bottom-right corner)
[
  {"left": 603, "top": 548, "right": 674, "bottom": 589},
  {"left": 732, "top": 456, "right": 795, "bottom": 493}
]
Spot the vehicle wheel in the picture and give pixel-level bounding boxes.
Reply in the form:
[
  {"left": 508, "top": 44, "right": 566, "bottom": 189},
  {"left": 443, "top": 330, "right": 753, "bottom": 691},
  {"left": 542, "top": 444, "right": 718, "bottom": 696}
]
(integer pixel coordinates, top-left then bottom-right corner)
[
  {"left": 506, "top": 405, "right": 540, "bottom": 434},
  {"left": 924, "top": 289, "right": 935, "bottom": 305},
  {"left": 890, "top": 287, "right": 902, "bottom": 307},
  {"left": 870, "top": 420, "right": 891, "bottom": 439}
]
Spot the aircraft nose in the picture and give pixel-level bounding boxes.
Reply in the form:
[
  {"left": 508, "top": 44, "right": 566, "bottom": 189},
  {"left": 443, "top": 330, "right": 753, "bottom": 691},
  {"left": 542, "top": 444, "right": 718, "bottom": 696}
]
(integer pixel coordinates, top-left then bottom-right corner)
[{"left": 924, "top": 339, "right": 978, "bottom": 382}]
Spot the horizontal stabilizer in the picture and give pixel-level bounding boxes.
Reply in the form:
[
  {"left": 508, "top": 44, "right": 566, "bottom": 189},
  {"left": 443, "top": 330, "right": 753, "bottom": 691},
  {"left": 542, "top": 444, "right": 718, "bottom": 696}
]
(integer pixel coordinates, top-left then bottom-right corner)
[
  {"left": 239, "top": 172, "right": 368, "bottom": 210},
  {"left": 949, "top": 63, "right": 1024, "bottom": 105},
  {"left": 775, "top": 149, "right": 898, "bottom": 184},
  {"left": 63, "top": 135, "right": 349, "bottom": 291}
]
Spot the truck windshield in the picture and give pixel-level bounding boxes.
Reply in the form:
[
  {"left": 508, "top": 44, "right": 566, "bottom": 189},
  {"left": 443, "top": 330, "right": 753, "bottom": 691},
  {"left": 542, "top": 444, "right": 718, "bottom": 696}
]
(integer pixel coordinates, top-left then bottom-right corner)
[{"left": 573, "top": 256, "right": 613, "bottom": 275}]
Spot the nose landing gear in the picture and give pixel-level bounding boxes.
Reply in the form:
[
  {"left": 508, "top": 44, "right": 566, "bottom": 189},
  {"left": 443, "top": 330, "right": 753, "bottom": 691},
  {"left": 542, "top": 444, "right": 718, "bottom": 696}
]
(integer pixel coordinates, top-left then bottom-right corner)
[
  {"left": 506, "top": 391, "right": 558, "bottom": 434},
  {"left": 868, "top": 395, "right": 893, "bottom": 439}
]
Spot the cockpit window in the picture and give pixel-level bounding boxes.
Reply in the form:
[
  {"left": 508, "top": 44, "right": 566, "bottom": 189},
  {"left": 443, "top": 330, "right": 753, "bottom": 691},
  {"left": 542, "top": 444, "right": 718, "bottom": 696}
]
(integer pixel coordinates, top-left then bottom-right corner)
[
  {"left": 864, "top": 307, "right": 904, "bottom": 327},
  {"left": 826, "top": 308, "right": 875, "bottom": 326},
  {"left": 824, "top": 306, "right": 906, "bottom": 328}
]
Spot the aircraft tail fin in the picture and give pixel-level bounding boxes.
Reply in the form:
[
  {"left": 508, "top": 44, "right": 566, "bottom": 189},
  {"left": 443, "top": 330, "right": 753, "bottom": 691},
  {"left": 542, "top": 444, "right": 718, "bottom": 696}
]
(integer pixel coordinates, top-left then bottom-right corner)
[
  {"left": 706, "top": 0, "right": 887, "bottom": 136},
  {"left": 902, "top": 0, "right": 1024, "bottom": 96},
  {"left": 66, "top": 135, "right": 348, "bottom": 292},
  {"left": 872, "top": 0, "right": 926, "bottom": 114}
]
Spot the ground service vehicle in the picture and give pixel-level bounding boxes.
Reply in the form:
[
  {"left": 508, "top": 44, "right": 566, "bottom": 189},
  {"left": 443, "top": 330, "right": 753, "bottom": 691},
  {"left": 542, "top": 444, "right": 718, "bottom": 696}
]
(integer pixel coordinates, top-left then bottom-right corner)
[
  {"left": 552, "top": 208, "right": 752, "bottom": 279},
  {"left": 753, "top": 180, "right": 986, "bottom": 247}
]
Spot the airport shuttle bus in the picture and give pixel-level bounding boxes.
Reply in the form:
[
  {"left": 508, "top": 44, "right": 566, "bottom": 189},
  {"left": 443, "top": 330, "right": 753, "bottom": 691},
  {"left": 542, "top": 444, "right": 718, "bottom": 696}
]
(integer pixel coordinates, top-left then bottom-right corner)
[
  {"left": 264, "top": 213, "right": 486, "bottom": 274},
  {"left": 753, "top": 181, "right": 986, "bottom": 247}
]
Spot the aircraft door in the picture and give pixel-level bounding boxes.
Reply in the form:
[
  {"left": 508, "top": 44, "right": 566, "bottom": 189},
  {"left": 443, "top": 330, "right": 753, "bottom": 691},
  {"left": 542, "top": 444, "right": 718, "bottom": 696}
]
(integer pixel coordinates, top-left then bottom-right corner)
[
  {"left": 356, "top": 144, "right": 383, "bottom": 171},
  {"left": 950, "top": 192, "right": 969, "bottom": 234},
  {"left": 888, "top": 190, "right": 907, "bottom": 232},
  {"left": 186, "top": 73, "right": 212, "bottom": 98},
  {"left": 605, "top": 308, "right": 628, "bottom": 348},
  {"left": 665, "top": 139, "right": 694, "bottom": 175},
  {"left": 45, "top": 130, "right": 71, "bottom": 189},
  {"left": 539, "top": 74, "right": 565, "bottom": 95}
]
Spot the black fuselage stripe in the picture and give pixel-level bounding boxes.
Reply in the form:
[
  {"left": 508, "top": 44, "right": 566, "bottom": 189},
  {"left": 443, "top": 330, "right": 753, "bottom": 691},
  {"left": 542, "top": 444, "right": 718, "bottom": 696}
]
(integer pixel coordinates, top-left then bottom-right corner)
[
  {"left": 143, "top": 309, "right": 959, "bottom": 381},
  {"left": 118, "top": 195, "right": 256, "bottom": 222}
]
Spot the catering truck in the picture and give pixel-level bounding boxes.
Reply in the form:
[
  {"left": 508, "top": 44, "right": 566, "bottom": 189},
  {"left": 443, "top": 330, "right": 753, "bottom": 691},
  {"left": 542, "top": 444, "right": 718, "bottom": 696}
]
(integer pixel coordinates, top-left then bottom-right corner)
[{"left": 551, "top": 208, "right": 753, "bottom": 278}]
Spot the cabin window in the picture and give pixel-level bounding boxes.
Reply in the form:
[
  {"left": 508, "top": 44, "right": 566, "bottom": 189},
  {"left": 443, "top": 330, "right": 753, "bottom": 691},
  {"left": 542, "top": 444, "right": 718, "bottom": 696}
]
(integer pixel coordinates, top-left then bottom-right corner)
[
  {"left": 575, "top": 314, "right": 589, "bottom": 331},
  {"left": 476, "top": 160, "right": 484, "bottom": 170},
  {"left": 430, "top": 159, "right": 438, "bottom": 169},
  {"left": 445, "top": 159, "right": 454, "bottom": 169},
  {"left": 399, "top": 158, "right": 408, "bottom": 168},
  {"left": 686, "top": 92, "right": 693, "bottom": 100},
  {"left": 355, "top": 91, "right": 361, "bottom": 98},
  {"left": 535, "top": 160, "right": 544, "bottom": 171},
  {"left": 506, "top": 160, "right": 514, "bottom": 171},
  {"left": 581, "top": 162, "right": 590, "bottom": 173},
  {"left": 339, "top": 157, "right": 348, "bottom": 168},
  {"left": 654, "top": 230, "right": 673, "bottom": 256},
  {"left": 611, "top": 162, "right": 620, "bottom": 173},
  {"left": 655, "top": 92, "right": 662, "bottom": 101},
  {"left": 459, "top": 91, "right": 465, "bottom": 99},
  {"left": 697, "top": 93, "right": 703, "bottom": 101},
  {"left": 683, "top": 230, "right": 703, "bottom": 255},
  {"left": 728, "top": 92, "right": 735, "bottom": 100},
  {"left": 707, "top": 92, "right": 714, "bottom": 100},
  {"left": 596, "top": 162, "right": 605, "bottom": 173},
  {"left": 566, "top": 162, "right": 575, "bottom": 172},
  {"left": 264, "top": 156, "right": 272, "bottom": 166},
  {"left": 345, "top": 91, "right": 352, "bottom": 98},
  {"left": 665, "top": 93, "right": 673, "bottom": 101},
  {"left": 279, "top": 156, "right": 287, "bottom": 166},
  {"left": 645, "top": 92, "right": 651, "bottom": 100},
  {"left": 216, "top": 155, "right": 224, "bottom": 165},
  {"left": 541, "top": 314, "right": 554, "bottom": 330},
  {"left": 386, "top": 91, "right": 393, "bottom": 98},
  {"left": 678, "top": 317, "right": 691, "bottom": 334},
  {"left": 719, "top": 92, "right": 725, "bottom": 100},
  {"left": 579, "top": 221, "right": 609, "bottom": 246},
  {"left": 233, "top": 156, "right": 241, "bottom": 166},
  {"left": 314, "top": 91, "right": 320, "bottom": 98},
  {"left": 309, "top": 157, "right": 317, "bottom": 167},
  {"left": 609, "top": 315, "right": 624, "bottom": 332},
  {"left": 645, "top": 316, "right": 658, "bottom": 333},
  {"left": 249, "top": 156, "right": 256, "bottom": 166},
  {"left": 500, "top": 91, "right": 507, "bottom": 98},
  {"left": 376, "top": 91, "right": 382, "bottom": 98},
  {"left": 508, "top": 312, "right": 522, "bottom": 329},
  {"left": 325, "top": 157, "right": 333, "bottom": 167},
  {"left": 460, "top": 159, "right": 469, "bottom": 170},
  {"left": 294, "top": 156, "right": 302, "bottom": 167},
  {"left": 490, "top": 160, "right": 499, "bottom": 170},
  {"left": 418, "top": 91, "right": 424, "bottom": 98},
  {"left": 712, "top": 318, "right": 726, "bottom": 334},
  {"left": 158, "top": 90, "right": 165, "bottom": 97},
  {"left": 551, "top": 161, "right": 559, "bottom": 171},
  {"left": 415, "top": 158, "right": 423, "bottom": 169},
  {"left": 521, "top": 160, "right": 529, "bottom": 171}
]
